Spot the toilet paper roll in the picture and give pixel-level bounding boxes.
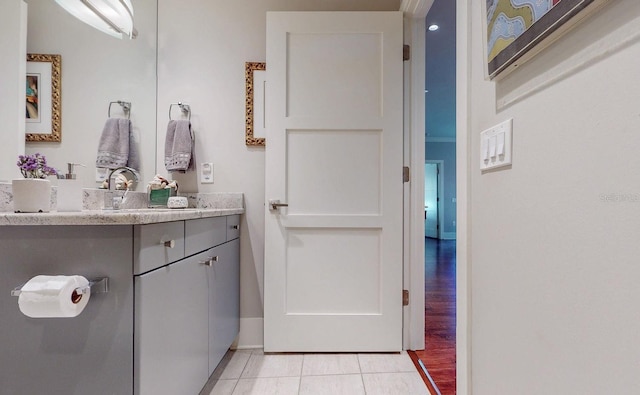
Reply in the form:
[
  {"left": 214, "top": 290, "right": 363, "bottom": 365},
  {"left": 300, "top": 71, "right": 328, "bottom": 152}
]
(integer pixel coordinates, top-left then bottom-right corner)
[{"left": 18, "top": 275, "right": 91, "bottom": 318}]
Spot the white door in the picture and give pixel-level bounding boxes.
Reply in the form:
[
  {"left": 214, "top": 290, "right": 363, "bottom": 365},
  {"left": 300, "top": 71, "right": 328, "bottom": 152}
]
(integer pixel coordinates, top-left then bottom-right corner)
[
  {"left": 264, "top": 11, "right": 404, "bottom": 352},
  {"left": 424, "top": 163, "right": 439, "bottom": 238}
]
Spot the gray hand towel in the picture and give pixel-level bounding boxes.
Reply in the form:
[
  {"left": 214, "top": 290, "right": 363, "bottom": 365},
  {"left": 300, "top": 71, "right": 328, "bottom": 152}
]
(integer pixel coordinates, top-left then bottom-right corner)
[
  {"left": 127, "top": 129, "right": 140, "bottom": 171},
  {"left": 96, "top": 118, "right": 138, "bottom": 170},
  {"left": 164, "top": 120, "right": 195, "bottom": 172}
]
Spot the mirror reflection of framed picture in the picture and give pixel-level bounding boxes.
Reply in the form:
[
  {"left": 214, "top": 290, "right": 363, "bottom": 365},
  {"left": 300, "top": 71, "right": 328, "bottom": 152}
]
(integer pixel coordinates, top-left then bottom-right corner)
[
  {"left": 484, "top": 0, "right": 610, "bottom": 80},
  {"left": 26, "top": 53, "right": 61, "bottom": 142},
  {"left": 245, "top": 62, "right": 266, "bottom": 146}
]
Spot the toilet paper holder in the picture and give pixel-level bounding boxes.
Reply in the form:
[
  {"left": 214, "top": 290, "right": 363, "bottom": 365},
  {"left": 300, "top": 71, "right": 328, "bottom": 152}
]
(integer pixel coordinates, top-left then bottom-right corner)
[{"left": 10, "top": 277, "right": 109, "bottom": 297}]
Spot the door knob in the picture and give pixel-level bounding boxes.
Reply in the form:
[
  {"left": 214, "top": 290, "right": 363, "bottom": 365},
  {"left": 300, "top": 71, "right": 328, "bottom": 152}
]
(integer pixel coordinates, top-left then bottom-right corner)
[{"left": 269, "top": 199, "right": 289, "bottom": 211}]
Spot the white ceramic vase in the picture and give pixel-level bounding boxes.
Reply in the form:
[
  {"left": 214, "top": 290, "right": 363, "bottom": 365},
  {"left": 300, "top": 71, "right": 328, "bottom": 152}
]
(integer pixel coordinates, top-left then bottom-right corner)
[{"left": 12, "top": 178, "right": 52, "bottom": 213}]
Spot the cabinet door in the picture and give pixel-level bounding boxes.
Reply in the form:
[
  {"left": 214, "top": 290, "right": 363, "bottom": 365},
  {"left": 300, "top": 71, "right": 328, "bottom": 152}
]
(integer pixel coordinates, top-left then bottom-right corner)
[
  {"left": 208, "top": 239, "right": 241, "bottom": 375},
  {"left": 135, "top": 250, "right": 210, "bottom": 395}
]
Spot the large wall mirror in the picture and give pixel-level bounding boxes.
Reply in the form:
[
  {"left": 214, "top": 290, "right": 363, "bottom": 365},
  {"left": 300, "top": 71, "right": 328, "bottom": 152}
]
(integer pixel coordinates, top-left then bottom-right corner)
[{"left": 23, "top": 0, "right": 157, "bottom": 190}]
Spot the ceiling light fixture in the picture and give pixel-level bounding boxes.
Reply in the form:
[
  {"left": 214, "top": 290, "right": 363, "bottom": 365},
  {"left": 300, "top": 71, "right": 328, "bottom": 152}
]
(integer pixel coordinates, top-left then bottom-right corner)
[
  {"left": 428, "top": 24, "right": 439, "bottom": 32},
  {"left": 55, "top": 0, "right": 137, "bottom": 39}
]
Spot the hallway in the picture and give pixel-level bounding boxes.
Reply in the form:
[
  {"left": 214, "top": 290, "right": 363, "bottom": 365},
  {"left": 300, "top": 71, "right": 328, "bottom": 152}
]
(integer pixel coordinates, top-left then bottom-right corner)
[{"left": 410, "top": 238, "right": 456, "bottom": 394}]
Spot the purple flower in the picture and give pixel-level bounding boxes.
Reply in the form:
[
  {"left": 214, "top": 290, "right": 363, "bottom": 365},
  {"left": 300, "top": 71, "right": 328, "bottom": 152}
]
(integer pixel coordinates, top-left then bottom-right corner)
[{"left": 16, "top": 153, "right": 57, "bottom": 179}]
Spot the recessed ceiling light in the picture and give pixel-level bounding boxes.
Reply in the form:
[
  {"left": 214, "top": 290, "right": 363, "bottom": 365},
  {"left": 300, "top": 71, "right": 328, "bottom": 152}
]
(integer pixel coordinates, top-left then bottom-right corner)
[{"left": 428, "top": 24, "right": 439, "bottom": 32}]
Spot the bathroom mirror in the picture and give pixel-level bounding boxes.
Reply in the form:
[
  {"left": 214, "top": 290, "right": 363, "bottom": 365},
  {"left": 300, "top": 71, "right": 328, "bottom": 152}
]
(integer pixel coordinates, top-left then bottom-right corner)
[{"left": 23, "top": 0, "right": 157, "bottom": 190}]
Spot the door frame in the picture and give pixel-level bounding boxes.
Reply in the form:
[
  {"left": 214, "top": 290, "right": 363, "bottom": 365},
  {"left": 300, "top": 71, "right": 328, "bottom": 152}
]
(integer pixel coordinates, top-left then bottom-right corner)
[
  {"left": 401, "top": 0, "right": 470, "bottom": 394},
  {"left": 424, "top": 160, "right": 444, "bottom": 239}
]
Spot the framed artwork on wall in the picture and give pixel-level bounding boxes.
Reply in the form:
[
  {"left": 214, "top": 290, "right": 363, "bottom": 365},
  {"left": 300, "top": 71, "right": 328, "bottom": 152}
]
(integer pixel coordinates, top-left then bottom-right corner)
[
  {"left": 484, "top": 0, "right": 610, "bottom": 80},
  {"left": 26, "top": 53, "right": 61, "bottom": 142},
  {"left": 245, "top": 62, "right": 266, "bottom": 146}
]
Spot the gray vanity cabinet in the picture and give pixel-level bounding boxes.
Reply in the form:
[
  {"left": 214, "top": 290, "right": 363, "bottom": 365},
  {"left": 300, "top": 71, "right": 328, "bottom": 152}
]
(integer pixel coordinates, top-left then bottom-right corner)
[
  {"left": 134, "top": 215, "right": 240, "bottom": 394},
  {"left": 0, "top": 225, "right": 134, "bottom": 395},
  {"left": 0, "top": 214, "right": 240, "bottom": 395},
  {"left": 134, "top": 249, "right": 211, "bottom": 395},
  {"left": 208, "top": 238, "right": 240, "bottom": 375}
]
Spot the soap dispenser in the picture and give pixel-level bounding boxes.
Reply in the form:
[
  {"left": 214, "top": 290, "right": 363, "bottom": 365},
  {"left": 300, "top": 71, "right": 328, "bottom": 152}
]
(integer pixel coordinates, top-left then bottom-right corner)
[{"left": 57, "top": 163, "right": 85, "bottom": 212}]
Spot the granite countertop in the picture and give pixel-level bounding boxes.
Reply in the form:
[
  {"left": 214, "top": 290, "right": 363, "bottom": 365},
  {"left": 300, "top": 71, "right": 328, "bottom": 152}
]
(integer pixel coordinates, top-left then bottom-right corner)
[
  {"left": 0, "top": 188, "right": 245, "bottom": 226},
  {"left": 0, "top": 208, "right": 245, "bottom": 226}
]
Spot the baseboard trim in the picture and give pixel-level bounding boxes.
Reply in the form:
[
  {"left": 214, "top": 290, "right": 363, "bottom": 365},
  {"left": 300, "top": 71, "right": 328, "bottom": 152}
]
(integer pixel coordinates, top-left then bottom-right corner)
[{"left": 235, "top": 317, "right": 264, "bottom": 350}]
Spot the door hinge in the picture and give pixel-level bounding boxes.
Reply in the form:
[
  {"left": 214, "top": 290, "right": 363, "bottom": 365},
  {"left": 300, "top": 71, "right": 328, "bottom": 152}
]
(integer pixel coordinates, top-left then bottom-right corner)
[
  {"left": 403, "top": 45, "right": 411, "bottom": 61},
  {"left": 403, "top": 166, "right": 410, "bottom": 183},
  {"left": 403, "top": 290, "right": 409, "bottom": 306}
]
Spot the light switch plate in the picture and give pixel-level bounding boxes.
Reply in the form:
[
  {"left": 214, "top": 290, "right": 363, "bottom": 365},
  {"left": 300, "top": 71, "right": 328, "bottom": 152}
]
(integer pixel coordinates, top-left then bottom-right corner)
[
  {"left": 480, "top": 119, "right": 513, "bottom": 171},
  {"left": 201, "top": 162, "right": 214, "bottom": 183}
]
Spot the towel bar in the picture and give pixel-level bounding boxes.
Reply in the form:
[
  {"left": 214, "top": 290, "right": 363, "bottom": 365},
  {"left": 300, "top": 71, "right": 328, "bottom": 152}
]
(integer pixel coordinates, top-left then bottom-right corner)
[
  {"left": 108, "top": 101, "right": 131, "bottom": 119},
  {"left": 169, "top": 102, "right": 191, "bottom": 121},
  {"left": 11, "top": 277, "right": 110, "bottom": 297}
]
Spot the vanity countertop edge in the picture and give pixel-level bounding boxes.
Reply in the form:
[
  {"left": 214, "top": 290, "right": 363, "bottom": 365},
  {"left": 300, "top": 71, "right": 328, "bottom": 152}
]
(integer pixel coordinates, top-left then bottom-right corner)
[{"left": 0, "top": 208, "right": 245, "bottom": 226}]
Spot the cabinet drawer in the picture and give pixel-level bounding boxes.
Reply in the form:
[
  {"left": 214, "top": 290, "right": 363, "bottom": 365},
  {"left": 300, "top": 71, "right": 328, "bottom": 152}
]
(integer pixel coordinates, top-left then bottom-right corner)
[
  {"left": 134, "top": 222, "right": 185, "bottom": 274},
  {"left": 226, "top": 215, "right": 240, "bottom": 241},
  {"left": 185, "top": 217, "right": 227, "bottom": 256}
]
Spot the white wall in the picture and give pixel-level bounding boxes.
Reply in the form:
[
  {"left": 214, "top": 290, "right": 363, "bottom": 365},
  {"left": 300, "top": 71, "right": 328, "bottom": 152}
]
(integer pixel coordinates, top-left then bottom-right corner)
[
  {"left": 0, "top": 0, "right": 26, "bottom": 181},
  {"left": 157, "top": 0, "right": 401, "bottom": 347},
  {"left": 24, "top": 0, "right": 157, "bottom": 187},
  {"left": 468, "top": 0, "right": 640, "bottom": 393}
]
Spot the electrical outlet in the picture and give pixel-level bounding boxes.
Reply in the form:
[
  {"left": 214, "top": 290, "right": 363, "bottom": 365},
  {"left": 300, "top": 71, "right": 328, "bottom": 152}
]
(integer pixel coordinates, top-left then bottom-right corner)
[
  {"left": 201, "top": 163, "right": 213, "bottom": 184},
  {"left": 95, "top": 167, "right": 108, "bottom": 183}
]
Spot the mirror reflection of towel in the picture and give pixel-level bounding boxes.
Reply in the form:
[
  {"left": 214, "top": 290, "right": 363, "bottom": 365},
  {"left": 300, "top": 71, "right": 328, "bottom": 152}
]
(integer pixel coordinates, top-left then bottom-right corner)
[
  {"left": 96, "top": 118, "right": 139, "bottom": 170},
  {"left": 164, "top": 120, "right": 195, "bottom": 172}
]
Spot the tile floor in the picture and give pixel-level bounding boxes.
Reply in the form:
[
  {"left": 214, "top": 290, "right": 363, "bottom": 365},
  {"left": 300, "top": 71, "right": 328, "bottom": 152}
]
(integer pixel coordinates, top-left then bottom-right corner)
[{"left": 201, "top": 349, "right": 431, "bottom": 395}]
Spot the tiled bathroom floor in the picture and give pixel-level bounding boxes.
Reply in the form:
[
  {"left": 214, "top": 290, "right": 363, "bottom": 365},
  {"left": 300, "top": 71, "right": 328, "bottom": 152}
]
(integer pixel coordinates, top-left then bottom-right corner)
[{"left": 201, "top": 349, "right": 431, "bottom": 395}]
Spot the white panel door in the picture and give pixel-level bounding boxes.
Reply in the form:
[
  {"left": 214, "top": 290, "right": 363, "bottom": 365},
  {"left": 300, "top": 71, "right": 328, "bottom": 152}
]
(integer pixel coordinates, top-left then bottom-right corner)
[{"left": 264, "top": 11, "right": 404, "bottom": 352}]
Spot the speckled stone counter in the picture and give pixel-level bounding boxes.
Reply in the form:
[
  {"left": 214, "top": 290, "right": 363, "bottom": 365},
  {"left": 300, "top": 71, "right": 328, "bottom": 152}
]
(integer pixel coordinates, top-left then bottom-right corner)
[
  {"left": 0, "top": 183, "right": 244, "bottom": 213},
  {"left": 0, "top": 183, "right": 244, "bottom": 225},
  {"left": 0, "top": 208, "right": 244, "bottom": 226}
]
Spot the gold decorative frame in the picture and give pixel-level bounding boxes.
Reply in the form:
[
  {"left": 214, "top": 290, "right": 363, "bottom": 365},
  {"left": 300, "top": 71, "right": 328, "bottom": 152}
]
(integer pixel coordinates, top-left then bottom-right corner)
[
  {"left": 245, "top": 62, "right": 266, "bottom": 146},
  {"left": 26, "top": 54, "right": 62, "bottom": 142}
]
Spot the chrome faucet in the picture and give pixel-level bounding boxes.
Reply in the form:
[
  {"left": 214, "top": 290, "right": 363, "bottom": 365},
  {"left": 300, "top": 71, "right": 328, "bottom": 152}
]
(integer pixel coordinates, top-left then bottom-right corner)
[
  {"left": 107, "top": 166, "right": 140, "bottom": 191},
  {"left": 104, "top": 167, "right": 140, "bottom": 210}
]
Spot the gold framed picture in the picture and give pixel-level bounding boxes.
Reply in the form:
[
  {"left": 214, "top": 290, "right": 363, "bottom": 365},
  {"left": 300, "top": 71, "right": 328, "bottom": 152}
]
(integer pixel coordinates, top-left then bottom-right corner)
[{"left": 26, "top": 53, "right": 62, "bottom": 142}]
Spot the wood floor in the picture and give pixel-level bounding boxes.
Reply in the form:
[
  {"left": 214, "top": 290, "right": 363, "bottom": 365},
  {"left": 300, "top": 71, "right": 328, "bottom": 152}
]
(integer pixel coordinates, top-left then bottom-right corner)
[{"left": 409, "top": 238, "right": 456, "bottom": 395}]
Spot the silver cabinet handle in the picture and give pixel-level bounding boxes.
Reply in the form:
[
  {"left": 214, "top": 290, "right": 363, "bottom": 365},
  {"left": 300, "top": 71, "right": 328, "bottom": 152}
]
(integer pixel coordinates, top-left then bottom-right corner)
[
  {"left": 269, "top": 199, "right": 289, "bottom": 211},
  {"left": 202, "top": 256, "right": 218, "bottom": 267},
  {"left": 163, "top": 240, "right": 175, "bottom": 248},
  {"left": 230, "top": 225, "right": 240, "bottom": 230}
]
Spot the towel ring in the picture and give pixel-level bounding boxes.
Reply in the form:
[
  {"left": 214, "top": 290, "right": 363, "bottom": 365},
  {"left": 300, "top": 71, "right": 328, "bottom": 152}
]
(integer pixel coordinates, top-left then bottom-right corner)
[
  {"left": 108, "top": 101, "right": 131, "bottom": 119},
  {"left": 169, "top": 102, "right": 191, "bottom": 121}
]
